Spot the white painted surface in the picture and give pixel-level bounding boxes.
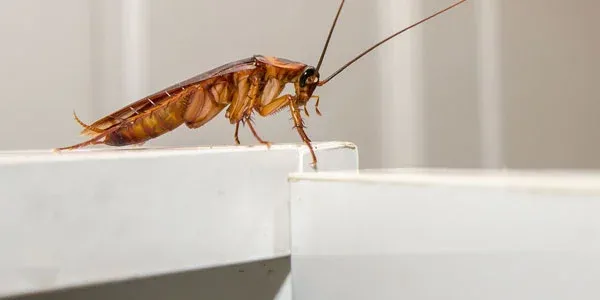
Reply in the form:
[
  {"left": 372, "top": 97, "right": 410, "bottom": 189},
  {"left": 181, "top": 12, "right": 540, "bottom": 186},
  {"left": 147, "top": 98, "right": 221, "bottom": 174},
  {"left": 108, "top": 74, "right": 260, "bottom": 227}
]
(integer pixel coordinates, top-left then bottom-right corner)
[
  {"left": 289, "top": 169, "right": 600, "bottom": 299},
  {"left": 0, "top": 141, "right": 358, "bottom": 298}
]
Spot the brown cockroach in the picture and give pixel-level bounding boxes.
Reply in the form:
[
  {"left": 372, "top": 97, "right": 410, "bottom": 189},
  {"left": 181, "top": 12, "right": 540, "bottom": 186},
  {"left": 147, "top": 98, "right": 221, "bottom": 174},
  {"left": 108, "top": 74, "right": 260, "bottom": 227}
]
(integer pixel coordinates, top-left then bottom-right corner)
[{"left": 56, "top": 0, "right": 468, "bottom": 169}]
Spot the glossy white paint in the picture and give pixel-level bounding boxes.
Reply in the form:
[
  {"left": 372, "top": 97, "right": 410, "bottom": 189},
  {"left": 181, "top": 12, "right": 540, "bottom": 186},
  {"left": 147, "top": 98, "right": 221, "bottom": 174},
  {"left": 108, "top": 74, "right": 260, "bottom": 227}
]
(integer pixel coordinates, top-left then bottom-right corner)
[
  {"left": 0, "top": 142, "right": 358, "bottom": 298},
  {"left": 290, "top": 169, "right": 600, "bottom": 299}
]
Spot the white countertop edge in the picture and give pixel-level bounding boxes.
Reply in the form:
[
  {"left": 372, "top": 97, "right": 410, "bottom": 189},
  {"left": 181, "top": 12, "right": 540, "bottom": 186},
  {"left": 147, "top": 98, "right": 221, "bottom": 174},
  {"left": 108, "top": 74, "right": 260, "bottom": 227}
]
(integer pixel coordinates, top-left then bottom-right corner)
[
  {"left": 288, "top": 168, "right": 600, "bottom": 195},
  {"left": 0, "top": 141, "right": 357, "bottom": 164}
]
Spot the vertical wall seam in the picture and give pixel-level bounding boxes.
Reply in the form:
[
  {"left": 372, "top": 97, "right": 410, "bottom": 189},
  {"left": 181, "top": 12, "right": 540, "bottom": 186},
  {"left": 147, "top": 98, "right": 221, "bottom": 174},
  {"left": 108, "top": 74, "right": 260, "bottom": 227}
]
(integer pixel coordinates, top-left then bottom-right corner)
[
  {"left": 476, "top": 0, "right": 504, "bottom": 168},
  {"left": 121, "top": 0, "right": 149, "bottom": 103}
]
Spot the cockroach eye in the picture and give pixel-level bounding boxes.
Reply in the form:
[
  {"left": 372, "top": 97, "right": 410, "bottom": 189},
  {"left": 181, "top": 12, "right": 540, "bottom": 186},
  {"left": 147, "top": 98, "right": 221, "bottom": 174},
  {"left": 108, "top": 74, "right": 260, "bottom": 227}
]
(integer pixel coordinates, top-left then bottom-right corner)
[{"left": 299, "top": 67, "right": 317, "bottom": 87}]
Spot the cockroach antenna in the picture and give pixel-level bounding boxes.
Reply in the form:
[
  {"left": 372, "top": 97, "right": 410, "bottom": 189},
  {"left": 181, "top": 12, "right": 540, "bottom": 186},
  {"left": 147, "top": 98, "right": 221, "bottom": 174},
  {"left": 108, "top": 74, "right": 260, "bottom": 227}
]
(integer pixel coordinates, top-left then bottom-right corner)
[
  {"left": 316, "top": 0, "right": 346, "bottom": 73},
  {"left": 317, "top": 0, "right": 468, "bottom": 86}
]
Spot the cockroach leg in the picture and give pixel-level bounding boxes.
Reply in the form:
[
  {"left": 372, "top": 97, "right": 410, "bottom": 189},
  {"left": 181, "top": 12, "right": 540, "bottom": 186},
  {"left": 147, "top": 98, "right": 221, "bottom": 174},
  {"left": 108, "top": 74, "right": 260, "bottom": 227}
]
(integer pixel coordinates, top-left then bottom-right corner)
[
  {"left": 54, "top": 131, "right": 108, "bottom": 151},
  {"left": 246, "top": 117, "right": 272, "bottom": 148},
  {"left": 289, "top": 102, "right": 317, "bottom": 169},
  {"left": 257, "top": 94, "right": 293, "bottom": 117},
  {"left": 234, "top": 121, "right": 241, "bottom": 145},
  {"left": 311, "top": 96, "right": 322, "bottom": 116},
  {"left": 303, "top": 105, "right": 310, "bottom": 117}
]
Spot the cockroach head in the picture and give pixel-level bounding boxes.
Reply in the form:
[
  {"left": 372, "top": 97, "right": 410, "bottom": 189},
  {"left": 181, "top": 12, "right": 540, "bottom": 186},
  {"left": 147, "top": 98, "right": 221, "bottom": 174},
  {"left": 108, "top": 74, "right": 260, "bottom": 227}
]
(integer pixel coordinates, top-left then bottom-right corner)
[
  {"left": 295, "top": 66, "right": 320, "bottom": 103},
  {"left": 299, "top": 66, "right": 319, "bottom": 88}
]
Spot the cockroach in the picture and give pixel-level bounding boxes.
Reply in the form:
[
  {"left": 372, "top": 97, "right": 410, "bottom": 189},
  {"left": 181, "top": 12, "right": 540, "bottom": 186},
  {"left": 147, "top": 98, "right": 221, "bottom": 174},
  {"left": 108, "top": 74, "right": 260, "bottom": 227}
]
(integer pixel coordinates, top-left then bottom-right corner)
[{"left": 56, "top": 0, "right": 468, "bottom": 169}]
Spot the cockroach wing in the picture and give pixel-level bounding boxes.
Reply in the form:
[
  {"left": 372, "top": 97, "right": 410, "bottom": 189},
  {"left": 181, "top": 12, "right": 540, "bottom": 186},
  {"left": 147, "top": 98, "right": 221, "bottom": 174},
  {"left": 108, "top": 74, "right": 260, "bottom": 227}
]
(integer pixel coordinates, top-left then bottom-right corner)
[{"left": 80, "top": 57, "right": 257, "bottom": 136}]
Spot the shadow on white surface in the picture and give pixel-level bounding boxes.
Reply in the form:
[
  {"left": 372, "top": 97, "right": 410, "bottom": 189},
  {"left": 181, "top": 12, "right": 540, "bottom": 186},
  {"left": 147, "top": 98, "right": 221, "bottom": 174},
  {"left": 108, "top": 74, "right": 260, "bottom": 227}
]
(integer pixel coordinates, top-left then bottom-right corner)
[{"left": 7, "top": 257, "right": 291, "bottom": 300}]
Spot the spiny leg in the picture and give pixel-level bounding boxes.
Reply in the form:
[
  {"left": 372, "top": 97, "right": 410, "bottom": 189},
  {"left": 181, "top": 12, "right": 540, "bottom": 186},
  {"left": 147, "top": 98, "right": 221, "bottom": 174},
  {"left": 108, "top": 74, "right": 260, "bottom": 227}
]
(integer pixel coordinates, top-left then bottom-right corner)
[
  {"left": 257, "top": 94, "right": 293, "bottom": 117},
  {"left": 234, "top": 121, "right": 241, "bottom": 145},
  {"left": 255, "top": 94, "right": 323, "bottom": 160},
  {"left": 289, "top": 101, "right": 318, "bottom": 169},
  {"left": 54, "top": 132, "right": 108, "bottom": 152},
  {"left": 252, "top": 94, "right": 297, "bottom": 149},
  {"left": 246, "top": 116, "right": 272, "bottom": 148}
]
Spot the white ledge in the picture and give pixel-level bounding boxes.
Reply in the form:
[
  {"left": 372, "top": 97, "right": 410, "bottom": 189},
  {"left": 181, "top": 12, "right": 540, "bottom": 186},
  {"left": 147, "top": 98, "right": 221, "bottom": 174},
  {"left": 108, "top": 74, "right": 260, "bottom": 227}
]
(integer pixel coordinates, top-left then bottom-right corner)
[
  {"left": 289, "top": 168, "right": 600, "bottom": 299},
  {"left": 0, "top": 141, "right": 358, "bottom": 298},
  {"left": 289, "top": 168, "right": 600, "bottom": 195}
]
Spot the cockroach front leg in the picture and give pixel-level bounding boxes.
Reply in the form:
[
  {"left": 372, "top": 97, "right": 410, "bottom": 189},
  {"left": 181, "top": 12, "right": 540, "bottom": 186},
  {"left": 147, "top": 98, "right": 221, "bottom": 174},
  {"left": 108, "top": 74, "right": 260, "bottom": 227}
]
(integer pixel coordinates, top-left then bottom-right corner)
[
  {"left": 289, "top": 101, "right": 318, "bottom": 169},
  {"left": 257, "top": 94, "right": 293, "bottom": 117},
  {"left": 257, "top": 94, "right": 317, "bottom": 168},
  {"left": 302, "top": 96, "right": 321, "bottom": 117},
  {"left": 311, "top": 96, "right": 322, "bottom": 116},
  {"left": 303, "top": 106, "right": 310, "bottom": 117}
]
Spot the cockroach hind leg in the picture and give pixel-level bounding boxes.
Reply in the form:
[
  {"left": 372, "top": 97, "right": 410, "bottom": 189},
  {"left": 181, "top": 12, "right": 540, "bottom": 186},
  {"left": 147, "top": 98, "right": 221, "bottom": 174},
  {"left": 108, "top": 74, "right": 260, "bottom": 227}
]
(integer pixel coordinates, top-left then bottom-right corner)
[
  {"left": 53, "top": 133, "right": 107, "bottom": 152},
  {"left": 246, "top": 118, "right": 272, "bottom": 149},
  {"left": 53, "top": 141, "right": 97, "bottom": 152}
]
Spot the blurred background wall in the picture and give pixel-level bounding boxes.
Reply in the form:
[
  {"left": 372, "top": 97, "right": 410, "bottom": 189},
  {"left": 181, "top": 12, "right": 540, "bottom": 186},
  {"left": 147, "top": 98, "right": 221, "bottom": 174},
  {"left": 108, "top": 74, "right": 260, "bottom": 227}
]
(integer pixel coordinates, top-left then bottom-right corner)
[{"left": 0, "top": 0, "right": 598, "bottom": 170}]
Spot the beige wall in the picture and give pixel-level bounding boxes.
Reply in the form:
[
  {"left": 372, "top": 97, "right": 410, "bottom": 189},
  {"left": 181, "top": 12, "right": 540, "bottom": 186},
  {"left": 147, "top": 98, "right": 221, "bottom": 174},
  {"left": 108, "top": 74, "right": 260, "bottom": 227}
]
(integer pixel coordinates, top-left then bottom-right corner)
[
  {"left": 0, "top": 0, "right": 93, "bottom": 150},
  {"left": 421, "top": 0, "right": 482, "bottom": 168},
  {"left": 500, "top": 0, "right": 600, "bottom": 168},
  {"left": 387, "top": 0, "right": 600, "bottom": 169}
]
